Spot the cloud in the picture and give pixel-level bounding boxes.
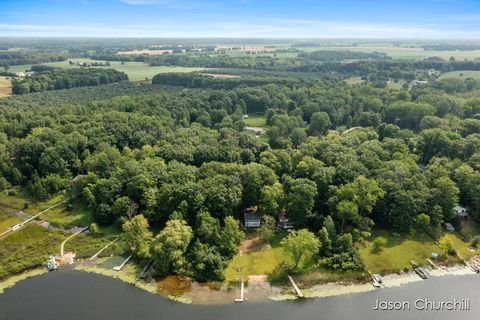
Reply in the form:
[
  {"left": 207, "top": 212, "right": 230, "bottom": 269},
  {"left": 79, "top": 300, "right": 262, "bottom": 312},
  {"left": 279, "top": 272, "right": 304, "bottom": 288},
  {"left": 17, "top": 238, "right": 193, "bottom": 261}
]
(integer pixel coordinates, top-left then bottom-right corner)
[{"left": 1, "top": 20, "right": 480, "bottom": 39}]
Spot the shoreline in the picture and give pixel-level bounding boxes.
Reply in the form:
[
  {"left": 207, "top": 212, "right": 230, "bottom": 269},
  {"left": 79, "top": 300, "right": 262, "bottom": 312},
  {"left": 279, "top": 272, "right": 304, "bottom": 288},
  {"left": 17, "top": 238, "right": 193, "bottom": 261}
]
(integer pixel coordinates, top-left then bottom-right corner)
[{"left": 2, "top": 261, "right": 476, "bottom": 305}]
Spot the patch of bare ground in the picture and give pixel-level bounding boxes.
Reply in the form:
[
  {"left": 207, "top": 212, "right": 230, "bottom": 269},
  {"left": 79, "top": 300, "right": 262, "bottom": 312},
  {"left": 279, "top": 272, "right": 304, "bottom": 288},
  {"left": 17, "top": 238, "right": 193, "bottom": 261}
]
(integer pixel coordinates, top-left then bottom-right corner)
[{"left": 239, "top": 234, "right": 270, "bottom": 254}]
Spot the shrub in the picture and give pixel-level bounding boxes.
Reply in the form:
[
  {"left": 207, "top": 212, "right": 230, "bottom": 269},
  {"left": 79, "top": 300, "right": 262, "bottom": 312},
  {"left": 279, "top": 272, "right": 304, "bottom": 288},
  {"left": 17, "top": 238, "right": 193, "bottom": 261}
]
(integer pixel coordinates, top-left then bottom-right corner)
[{"left": 371, "top": 236, "right": 388, "bottom": 253}]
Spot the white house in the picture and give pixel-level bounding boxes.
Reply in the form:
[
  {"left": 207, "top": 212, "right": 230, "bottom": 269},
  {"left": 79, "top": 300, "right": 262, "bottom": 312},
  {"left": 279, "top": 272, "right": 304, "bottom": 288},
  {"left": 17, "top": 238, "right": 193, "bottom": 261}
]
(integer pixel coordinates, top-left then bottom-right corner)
[
  {"left": 244, "top": 212, "right": 261, "bottom": 228},
  {"left": 455, "top": 205, "right": 468, "bottom": 218}
]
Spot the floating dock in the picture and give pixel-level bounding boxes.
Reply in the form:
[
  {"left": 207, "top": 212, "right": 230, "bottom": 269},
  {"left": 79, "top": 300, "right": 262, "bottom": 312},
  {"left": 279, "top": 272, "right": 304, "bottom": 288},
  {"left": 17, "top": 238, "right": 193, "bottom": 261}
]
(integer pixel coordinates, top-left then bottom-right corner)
[
  {"left": 288, "top": 275, "right": 304, "bottom": 298},
  {"left": 113, "top": 255, "right": 132, "bottom": 271},
  {"left": 138, "top": 259, "right": 154, "bottom": 279},
  {"left": 89, "top": 238, "right": 119, "bottom": 261},
  {"left": 234, "top": 281, "right": 245, "bottom": 302}
]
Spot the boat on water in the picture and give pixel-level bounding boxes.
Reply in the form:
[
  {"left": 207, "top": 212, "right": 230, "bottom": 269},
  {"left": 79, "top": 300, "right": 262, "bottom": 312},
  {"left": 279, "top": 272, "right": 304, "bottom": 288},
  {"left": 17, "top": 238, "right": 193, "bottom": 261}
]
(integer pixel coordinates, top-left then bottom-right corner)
[{"left": 47, "top": 255, "right": 59, "bottom": 271}]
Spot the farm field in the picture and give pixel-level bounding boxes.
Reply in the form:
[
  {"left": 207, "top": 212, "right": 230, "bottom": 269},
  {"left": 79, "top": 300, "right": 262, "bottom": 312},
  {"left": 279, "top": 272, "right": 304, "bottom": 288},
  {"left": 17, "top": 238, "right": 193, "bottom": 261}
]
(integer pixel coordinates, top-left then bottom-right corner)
[
  {"left": 297, "top": 45, "right": 480, "bottom": 60},
  {"left": 440, "top": 70, "right": 480, "bottom": 80},
  {"left": 7, "top": 58, "right": 206, "bottom": 81},
  {"left": 0, "top": 76, "right": 12, "bottom": 97}
]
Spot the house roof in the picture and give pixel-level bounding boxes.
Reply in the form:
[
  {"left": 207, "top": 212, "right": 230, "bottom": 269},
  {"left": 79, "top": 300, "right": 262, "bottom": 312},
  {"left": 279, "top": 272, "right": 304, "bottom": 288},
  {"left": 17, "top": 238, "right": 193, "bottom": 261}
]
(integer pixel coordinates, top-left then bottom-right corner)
[{"left": 244, "top": 212, "right": 260, "bottom": 222}]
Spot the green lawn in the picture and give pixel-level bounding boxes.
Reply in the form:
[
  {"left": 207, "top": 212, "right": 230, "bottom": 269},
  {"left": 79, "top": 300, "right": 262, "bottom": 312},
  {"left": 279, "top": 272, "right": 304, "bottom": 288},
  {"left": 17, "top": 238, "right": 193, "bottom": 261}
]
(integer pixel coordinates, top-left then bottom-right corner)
[
  {"left": 41, "top": 201, "right": 93, "bottom": 227},
  {"left": 243, "top": 114, "right": 266, "bottom": 127},
  {"left": 359, "top": 230, "right": 442, "bottom": 274},
  {"left": 0, "top": 189, "right": 66, "bottom": 213},
  {"left": 224, "top": 233, "right": 318, "bottom": 283},
  {"left": 0, "top": 214, "right": 21, "bottom": 233},
  {"left": 440, "top": 71, "right": 480, "bottom": 81},
  {"left": 458, "top": 216, "right": 480, "bottom": 241},
  {"left": 441, "top": 233, "right": 480, "bottom": 260},
  {"left": 9, "top": 58, "right": 206, "bottom": 81}
]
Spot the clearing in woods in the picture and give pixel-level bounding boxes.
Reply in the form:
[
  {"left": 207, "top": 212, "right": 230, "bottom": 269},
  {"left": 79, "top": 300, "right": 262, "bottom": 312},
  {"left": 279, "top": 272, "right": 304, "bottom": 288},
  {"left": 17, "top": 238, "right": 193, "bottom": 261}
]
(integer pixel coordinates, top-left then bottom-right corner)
[{"left": 0, "top": 77, "right": 12, "bottom": 97}]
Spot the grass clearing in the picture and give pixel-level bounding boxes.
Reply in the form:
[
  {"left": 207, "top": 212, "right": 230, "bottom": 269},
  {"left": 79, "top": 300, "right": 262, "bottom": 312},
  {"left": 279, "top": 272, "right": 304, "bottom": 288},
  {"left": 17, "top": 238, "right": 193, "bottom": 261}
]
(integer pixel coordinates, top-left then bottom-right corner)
[
  {"left": 345, "top": 76, "right": 364, "bottom": 85},
  {"left": 0, "top": 214, "right": 22, "bottom": 233},
  {"left": 458, "top": 216, "right": 480, "bottom": 241},
  {"left": 42, "top": 201, "right": 93, "bottom": 227},
  {"left": 441, "top": 233, "right": 480, "bottom": 260},
  {"left": 297, "top": 45, "right": 480, "bottom": 60},
  {"left": 225, "top": 232, "right": 317, "bottom": 283},
  {"left": 0, "top": 224, "right": 66, "bottom": 279},
  {"left": 0, "top": 76, "right": 12, "bottom": 97},
  {"left": 358, "top": 230, "right": 442, "bottom": 274},
  {"left": 37, "top": 58, "right": 205, "bottom": 81},
  {"left": 440, "top": 71, "right": 480, "bottom": 81},
  {"left": 243, "top": 114, "right": 266, "bottom": 127},
  {"left": 0, "top": 189, "right": 66, "bottom": 213}
]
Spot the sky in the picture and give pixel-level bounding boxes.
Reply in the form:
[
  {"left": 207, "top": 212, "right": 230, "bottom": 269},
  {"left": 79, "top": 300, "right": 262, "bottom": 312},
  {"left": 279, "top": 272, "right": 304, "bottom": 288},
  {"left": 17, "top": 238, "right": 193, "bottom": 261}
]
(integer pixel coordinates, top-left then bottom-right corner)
[{"left": 1, "top": 0, "right": 480, "bottom": 38}]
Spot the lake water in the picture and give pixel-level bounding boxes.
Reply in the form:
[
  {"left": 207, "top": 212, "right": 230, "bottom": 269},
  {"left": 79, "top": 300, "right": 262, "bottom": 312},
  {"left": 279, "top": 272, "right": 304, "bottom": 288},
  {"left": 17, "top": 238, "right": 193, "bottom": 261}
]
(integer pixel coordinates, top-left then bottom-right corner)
[{"left": 1, "top": 270, "right": 480, "bottom": 320}]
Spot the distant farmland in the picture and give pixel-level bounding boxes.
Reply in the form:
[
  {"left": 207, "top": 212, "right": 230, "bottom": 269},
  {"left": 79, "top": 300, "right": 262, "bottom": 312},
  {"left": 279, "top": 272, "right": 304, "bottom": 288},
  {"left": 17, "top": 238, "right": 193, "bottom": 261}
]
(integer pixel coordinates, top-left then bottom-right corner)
[
  {"left": 8, "top": 59, "right": 206, "bottom": 81},
  {"left": 0, "top": 77, "right": 12, "bottom": 97},
  {"left": 440, "top": 70, "right": 480, "bottom": 80}
]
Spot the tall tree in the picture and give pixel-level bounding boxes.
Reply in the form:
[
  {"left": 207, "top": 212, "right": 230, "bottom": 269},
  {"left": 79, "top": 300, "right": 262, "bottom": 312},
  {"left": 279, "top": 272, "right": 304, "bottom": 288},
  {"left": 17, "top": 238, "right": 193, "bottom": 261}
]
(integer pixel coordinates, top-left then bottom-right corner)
[
  {"left": 281, "top": 229, "right": 320, "bottom": 268},
  {"left": 151, "top": 219, "right": 193, "bottom": 276},
  {"left": 122, "top": 214, "right": 153, "bottom": 260}
]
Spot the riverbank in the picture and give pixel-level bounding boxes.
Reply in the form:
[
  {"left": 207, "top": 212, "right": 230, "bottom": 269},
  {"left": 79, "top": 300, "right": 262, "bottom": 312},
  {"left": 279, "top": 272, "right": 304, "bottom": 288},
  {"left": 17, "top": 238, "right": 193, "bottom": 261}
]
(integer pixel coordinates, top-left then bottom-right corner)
[
  {"left": 67, "top": 256, "right": 479, "bottom": 304},
  {"left": 0, "top": 269, "right": 47, "bottom": 294}
]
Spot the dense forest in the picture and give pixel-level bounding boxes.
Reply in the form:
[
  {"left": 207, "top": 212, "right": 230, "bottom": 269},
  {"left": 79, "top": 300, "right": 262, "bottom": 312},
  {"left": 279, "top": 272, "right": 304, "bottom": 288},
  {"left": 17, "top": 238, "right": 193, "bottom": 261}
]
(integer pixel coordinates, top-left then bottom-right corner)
[
  {"left": 0, "top": 51, "right": 69, "bottom": 67},
  {"left": 11, "top": 68, "right": 128, "bottom": 94},
  {"left": 1, "top": 64, "right": 480, "bottom": 279}
]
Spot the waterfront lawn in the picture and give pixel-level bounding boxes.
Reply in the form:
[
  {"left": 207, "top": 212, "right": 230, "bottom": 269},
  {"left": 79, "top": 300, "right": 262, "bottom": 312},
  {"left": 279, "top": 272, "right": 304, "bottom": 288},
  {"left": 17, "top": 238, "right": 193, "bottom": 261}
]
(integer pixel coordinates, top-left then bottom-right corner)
[
  {"left": 225, "top": 233, "right": 287, "bottom": 282},
  {"left": 243, "top": 114, "right": 266, "bottom": 127},
  {"left": 0, "top": 224, "right": 66, "bottom": 279},
  {"left": 457, "top": 216, "right": 480, "bottom": 241},
  {"left": 41, "top": 201, "right": 93, "bottom": 227},
  {"left": 225, "top": 233, "right": 316, "bottom": 283},
  {"left": 64, "top": 233, "right": 121, "bottom": 259},
  {"left": 440, "top": 233, "right": 480, "bottom": 260},
  {"left": 359, "top": 230, "right": 441, "bottom": 274}
]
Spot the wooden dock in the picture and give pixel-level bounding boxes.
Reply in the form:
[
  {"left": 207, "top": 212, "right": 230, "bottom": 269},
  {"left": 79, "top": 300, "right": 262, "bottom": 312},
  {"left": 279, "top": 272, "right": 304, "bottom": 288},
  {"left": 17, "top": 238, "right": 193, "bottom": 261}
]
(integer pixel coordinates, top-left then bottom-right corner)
[
  {"left": 61, "top": 227, "right": 88, "bottom": 256},
  {"left": 234, "top": 281, "right": 245, "bottom": 302},
  {"left": 288, "top": 275, "right": 304, "bottom": 298},
  {"left": 113, "top": 255, "right": 132, "bottom": 271},
  {"left": 138, "top": 259, "right": 154, "bottom": 279},
  {"left": 89, "top": 238, "right": 119, "bottom": 261}
]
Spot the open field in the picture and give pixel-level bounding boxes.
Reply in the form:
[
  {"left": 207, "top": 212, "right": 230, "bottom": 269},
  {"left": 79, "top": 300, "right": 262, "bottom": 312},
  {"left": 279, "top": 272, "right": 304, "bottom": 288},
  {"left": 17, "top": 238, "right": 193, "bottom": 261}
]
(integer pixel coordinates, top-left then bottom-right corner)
[
  {"left": 358, "top": 230, "right": 444, "bottom": 274},
  {"left": 243, "top": 114, "right": 267, "bottom": 127},
  {"left": 0, "top": 224, "right": 66, "bottom": 279},
  {"left": 458, "top": 216, "right": 480, "bottom": 241},
  {"left": 225, "top": 233, "right": 317, "bottom": 283},
  {"left": 297, "top": 45, "right": 480, "bottom": 60},
  {"left": 0, "top": 76, "right": 12, "bottom": 97},
  {"left": 41, "top": 201, "right": 94, "bottom": 227},
  {"left": 440, "top": 70, "right": 480, "bottom": 80},
  {"left": 7, "top": 58, "right": 206, "bottom": 81},
  {"left": 0, "top": 190, "right": 65, "bottom": 214}
]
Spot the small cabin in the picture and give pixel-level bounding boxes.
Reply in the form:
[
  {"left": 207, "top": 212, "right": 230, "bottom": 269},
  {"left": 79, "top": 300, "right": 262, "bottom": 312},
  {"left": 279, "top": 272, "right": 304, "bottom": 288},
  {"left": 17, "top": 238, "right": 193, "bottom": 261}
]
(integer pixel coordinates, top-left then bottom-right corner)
[
  {"left": 243, "top": 126, "right": 265, "bottom": 136},
  {"left": 455, "top": 205, "right": 467, "bottom": 218},
  {"left": 444, "top": 222, "right": 455, "bottom": 232},
  {"left": 278, "top": 210, "right": 294, "bottom": 230},
  {"left": 244, "top": 212, "right": 261, "bottom": 228}
]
